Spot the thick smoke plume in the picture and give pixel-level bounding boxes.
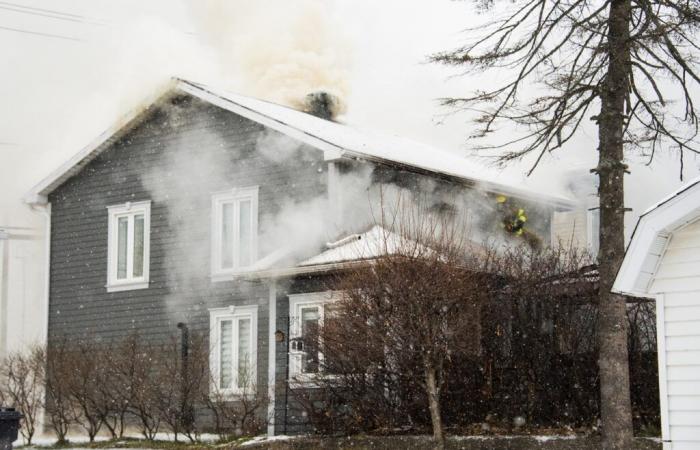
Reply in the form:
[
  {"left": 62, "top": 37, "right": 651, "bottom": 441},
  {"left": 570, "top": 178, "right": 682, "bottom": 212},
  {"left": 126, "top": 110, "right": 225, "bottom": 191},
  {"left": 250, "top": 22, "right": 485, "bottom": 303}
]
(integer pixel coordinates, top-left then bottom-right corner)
[{"left": 193, "top": 0, "right": 351, "bottom": 115}]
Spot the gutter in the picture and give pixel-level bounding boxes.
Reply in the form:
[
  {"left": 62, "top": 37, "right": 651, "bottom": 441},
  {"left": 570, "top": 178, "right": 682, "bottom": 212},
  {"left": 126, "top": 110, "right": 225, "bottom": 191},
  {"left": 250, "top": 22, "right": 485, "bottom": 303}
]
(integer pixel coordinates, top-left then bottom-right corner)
[
  {"left": 239, "top": 260, "right": 371, "bottom": 281},
  {"left": 336, "top": 150, "right": 576, "bottom": 209}
]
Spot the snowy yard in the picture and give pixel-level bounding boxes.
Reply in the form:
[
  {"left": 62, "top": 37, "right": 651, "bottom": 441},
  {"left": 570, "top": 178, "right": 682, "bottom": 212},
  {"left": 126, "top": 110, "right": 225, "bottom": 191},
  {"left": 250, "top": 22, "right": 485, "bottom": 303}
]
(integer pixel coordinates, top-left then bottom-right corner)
[{"left": 13, "top": 434, "right": 662, "bottom": 450}]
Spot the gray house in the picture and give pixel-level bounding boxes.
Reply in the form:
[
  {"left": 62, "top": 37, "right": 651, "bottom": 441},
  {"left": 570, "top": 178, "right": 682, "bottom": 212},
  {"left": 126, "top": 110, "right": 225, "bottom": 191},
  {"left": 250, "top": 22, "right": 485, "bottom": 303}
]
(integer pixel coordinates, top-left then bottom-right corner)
[{"left": 25, "top": 78, "right": 584, "bottom": 435}]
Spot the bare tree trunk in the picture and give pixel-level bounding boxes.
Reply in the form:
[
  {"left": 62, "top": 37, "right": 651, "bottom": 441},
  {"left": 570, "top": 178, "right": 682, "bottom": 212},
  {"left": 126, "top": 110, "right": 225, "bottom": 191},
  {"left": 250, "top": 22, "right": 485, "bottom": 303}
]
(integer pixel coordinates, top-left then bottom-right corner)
[
  {"left": 597, "top": 0, "right": 634, "bottom": 448},
  {"left": 424, "top": 361, "right": 445, "bottom": 450}
]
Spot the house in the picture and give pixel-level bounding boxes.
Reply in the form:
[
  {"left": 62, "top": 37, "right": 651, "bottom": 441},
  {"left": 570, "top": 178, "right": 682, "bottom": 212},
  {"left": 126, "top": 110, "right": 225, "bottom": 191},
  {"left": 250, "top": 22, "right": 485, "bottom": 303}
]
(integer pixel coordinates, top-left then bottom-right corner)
[
  {"left": 25, "top": 78, "right": 589, "bottom": 435},
  {"left": 0, "top": 223, "right": 47, "bottom": 358},
  {"left": 614, "top": 178, "right": 700, "bottom": 450}
]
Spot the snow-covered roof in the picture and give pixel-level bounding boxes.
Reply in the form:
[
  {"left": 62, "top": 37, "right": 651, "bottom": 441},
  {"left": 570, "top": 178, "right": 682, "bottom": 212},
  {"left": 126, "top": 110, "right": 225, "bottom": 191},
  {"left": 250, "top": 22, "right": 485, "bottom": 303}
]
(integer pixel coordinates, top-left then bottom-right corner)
[
  {"left": 299, "top": 225, "right": 420, "bottom": 266},
  {"left": 613, "top": 176, "right": 700, "bottom": 297},
  {"left": 25, "top": 78, "right": 573, "bottom": 206}
]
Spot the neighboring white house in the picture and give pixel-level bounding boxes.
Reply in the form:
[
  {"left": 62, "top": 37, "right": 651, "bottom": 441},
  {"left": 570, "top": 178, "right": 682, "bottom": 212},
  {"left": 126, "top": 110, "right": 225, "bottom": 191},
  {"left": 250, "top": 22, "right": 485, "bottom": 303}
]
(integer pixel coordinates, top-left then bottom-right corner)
[
  {"left": 0, "top": 223, "right": 47, "bottom": 357},
  {"left": 614, "top": 176, "right": 700, "bottom": 450}
]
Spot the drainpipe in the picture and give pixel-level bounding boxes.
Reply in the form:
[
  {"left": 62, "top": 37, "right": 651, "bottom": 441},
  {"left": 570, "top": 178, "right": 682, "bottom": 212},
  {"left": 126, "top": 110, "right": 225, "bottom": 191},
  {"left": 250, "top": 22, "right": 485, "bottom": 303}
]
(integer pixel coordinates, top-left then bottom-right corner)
[
  {"left": 28, "top": 202, "right": 51, "bottom": 349},
  {"left": 267, "top": 282, "right": 277, "bottom": 437},
  {"left": 27, "top": 200, "right": 50, "bottom": 437},
  {"left": 0, "top": 229, "right": 8, "bottom": 358},
  {"left": 176, "top": 322, "right": 193, "bottom": 430}
]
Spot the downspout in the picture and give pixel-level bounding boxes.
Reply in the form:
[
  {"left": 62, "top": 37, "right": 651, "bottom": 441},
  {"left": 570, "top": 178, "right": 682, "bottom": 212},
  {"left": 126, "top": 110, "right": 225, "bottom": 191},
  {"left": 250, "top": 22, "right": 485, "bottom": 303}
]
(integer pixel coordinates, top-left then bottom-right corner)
[
  {"left": 267, "top": 281, "right": 277, "bottom": 437},
  {"left": 30, "top": 202, "right": 51, "bottom": 349},
  {"left": 29, "top": 200, "right": 50, "bottom": 437}
]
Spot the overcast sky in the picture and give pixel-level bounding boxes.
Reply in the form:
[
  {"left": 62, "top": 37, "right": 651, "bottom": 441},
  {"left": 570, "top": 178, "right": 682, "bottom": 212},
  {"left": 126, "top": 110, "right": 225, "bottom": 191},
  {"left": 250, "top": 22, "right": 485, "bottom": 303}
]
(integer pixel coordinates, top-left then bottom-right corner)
[{"left": 1, "top": 0, "right": 698, "bottom": 237}]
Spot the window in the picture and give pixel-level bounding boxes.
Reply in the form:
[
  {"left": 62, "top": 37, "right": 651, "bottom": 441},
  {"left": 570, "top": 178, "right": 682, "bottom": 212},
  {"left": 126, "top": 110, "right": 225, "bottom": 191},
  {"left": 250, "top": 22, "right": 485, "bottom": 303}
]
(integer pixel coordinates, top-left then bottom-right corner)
[
  {"left": 587, "top": 207, "right": 600, "bottom": 257},
  {"left": 289, "top": 291, "right": 338, "bottom": 382},
  {"left": 211, "top": 187, "right": 258, "bottom": 277},
  {"left": 107, "top": 201, "right": 150, "bottom": 292},
  {"left": 209, "top": 305, "right": 258, "bottom": 395}
]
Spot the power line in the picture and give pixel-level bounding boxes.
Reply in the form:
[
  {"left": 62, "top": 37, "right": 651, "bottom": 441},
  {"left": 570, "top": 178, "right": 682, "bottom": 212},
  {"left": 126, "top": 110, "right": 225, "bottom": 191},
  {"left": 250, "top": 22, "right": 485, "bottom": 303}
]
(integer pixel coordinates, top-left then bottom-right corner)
[
  {"left": 0, "top": 1, "right": 83, "bottom": 19},
  {"left": 0, "top": 24, "right": 82, "bottom": 41},
  {"left": 0, "top": 4, "right": 85, "bottom": 24},
  {"left": 0, "top": 1, "right": 106, "bottom": 25}
]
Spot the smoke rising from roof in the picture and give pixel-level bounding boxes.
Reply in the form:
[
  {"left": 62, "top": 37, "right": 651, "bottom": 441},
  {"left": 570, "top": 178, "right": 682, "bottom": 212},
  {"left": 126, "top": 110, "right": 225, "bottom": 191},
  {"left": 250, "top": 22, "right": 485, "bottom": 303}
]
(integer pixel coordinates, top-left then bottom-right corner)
[{"left": 193, "top": 0, "right": 351, "bottom": 116}]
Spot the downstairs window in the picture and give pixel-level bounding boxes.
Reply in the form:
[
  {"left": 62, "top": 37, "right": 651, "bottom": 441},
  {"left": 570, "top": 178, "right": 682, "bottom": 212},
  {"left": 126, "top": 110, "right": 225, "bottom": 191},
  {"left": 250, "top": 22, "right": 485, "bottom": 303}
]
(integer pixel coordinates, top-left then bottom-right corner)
[{"left": 209, "top": 305, "right": 258, "bottom": 395}]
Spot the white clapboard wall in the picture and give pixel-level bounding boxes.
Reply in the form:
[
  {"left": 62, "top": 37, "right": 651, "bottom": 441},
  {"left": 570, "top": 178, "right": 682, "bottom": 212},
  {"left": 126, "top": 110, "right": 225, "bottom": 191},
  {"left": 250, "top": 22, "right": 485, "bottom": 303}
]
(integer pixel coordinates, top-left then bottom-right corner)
[{"left": 650, "top": 218, "right": 700, "bottom": 450}]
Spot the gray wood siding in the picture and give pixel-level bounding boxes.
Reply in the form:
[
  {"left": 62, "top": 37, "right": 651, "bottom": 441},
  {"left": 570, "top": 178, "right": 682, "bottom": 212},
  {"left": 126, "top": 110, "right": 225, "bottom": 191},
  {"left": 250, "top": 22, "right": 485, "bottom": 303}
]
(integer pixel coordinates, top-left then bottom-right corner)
[{"left": 48, "top": 94, "right": 328, "bottom": 395}]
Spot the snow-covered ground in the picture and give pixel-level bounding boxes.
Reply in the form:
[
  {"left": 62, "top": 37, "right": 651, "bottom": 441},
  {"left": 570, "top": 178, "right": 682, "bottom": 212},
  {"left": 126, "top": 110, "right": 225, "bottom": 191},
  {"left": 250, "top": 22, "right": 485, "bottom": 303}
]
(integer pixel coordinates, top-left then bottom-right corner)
[{"left": 15, "top": 432, "right": 221, "bottom": 449}]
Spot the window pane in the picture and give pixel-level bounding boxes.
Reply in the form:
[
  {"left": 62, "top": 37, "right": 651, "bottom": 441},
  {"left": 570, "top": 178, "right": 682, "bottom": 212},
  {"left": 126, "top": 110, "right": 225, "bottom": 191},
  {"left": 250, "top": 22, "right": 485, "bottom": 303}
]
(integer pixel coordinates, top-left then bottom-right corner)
[
  {"left": 133, "top": 214, "right": 144, "bottom": 277},
  {"left": 237, "top": 318, "right": 251, "bottom": 388},
  {"left": 301, "top": 307, "right": 320, "bottom": 373},
  {"left": 220, "top": 320, "right": 233, "bottom": 389},
  {"left": 117, "top": 217, "right": 128, "bottom": 279},
  {"left": 221, "top": 203, "right": 234, "bottom": 269},
  {"left": 239, "top": 200, "right": 252, "bottom": 267}
]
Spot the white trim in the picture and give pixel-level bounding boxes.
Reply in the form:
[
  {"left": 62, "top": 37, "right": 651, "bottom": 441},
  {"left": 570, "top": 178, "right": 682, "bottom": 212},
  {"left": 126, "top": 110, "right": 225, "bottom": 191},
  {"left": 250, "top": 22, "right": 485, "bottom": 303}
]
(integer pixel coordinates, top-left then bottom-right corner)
[
  {"left": 614, "top": 178, "right": 700, "bottom": 296},
  {"left": 288, "top": 291, "right": 339, "bottom": 386},
  {"left": 267, "top": 282, "right": 277, "bottom": 437},
  {"left": 210, "top": 186, "right": 259, "bottom": 279},
  {"left": 106, "top": 281, "right": 149, "bottom": 293},
  {"left": 586, "top": 207, "right": 599, "bottom": 257},
  {"left": 177, "top": 81, "right": 346, "bottom": 157},
  {"left": 656, "top": 294, "right": 672, "bottom": 443},
  {"left": 209, "top": 305, "right": 259, "bottom": 396},
  {"left": 24, "top": 81, "right": 178, "bottom": 204},
  {"left": 240, "top": 260, "right": 370, "bottom": 280},
  {"left": 106, "top": 201, "right": 151, "bottom": 292}
]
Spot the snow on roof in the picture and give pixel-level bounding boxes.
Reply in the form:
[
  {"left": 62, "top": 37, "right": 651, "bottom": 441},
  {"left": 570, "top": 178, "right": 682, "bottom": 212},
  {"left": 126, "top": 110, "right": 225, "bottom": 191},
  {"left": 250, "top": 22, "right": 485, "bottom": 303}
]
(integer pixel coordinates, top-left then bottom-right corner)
[
  {"left": 183, "top": 80, "right": 573, "bottom": 206},
  {"left": 614, "top": 177, "right": 700, "bottom": 297},
  {"left": 298, "top": 225, "right": 416, "bottom": 266},
  {"left": 26, "top": 78, "right": 573, "bottom": 206}
]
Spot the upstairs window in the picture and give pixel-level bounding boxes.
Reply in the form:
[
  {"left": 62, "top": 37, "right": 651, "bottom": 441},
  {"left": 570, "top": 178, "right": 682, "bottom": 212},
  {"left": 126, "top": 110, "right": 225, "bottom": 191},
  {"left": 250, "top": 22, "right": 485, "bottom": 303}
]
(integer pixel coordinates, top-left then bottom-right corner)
[
  {"left": 211, "top": 187, "right": 258, "bottom": 277},
  {"left": 209, "top": 305, "right": 258, "bottom": 395},
  {"left": 107, "top": 201, "right": 151, "bottom": 292}
]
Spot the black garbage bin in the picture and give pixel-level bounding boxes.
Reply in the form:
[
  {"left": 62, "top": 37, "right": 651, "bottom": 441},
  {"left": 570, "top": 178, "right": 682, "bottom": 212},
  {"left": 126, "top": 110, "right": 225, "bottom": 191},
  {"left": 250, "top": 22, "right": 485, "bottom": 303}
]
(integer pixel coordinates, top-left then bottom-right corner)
[{"left": 0, "top": 408, "right": 23, "bottom": 450}]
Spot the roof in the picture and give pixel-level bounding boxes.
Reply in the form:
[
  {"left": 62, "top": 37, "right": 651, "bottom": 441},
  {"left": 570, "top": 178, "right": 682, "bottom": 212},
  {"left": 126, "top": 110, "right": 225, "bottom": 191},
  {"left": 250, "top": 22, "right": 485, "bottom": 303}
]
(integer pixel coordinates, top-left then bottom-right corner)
[
  {"left": 25, "top": 78, "right": 574, "bottom": 206},
  {"left": 299, "top": 225, "right": 419, "bottom": 266},
  {"left": 613, "top": 176, "right": 700, "bottom": 297}
]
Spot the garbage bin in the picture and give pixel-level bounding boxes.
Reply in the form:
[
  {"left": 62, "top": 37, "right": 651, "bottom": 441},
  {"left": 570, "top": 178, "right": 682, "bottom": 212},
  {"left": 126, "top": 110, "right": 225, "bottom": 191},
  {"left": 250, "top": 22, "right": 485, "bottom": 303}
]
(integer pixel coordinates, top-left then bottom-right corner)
[{"left": 0, "top": 408, "right": 23, "bottom": 450}]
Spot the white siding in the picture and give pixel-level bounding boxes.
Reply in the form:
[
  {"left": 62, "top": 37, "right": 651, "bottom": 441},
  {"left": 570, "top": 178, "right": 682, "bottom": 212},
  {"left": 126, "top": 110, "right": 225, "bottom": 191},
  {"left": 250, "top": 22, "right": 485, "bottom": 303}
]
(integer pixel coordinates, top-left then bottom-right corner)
[
  {"left": 650, "top": 220, "right": 700, "bottom": 448},
  {"left": 551, "top": 209, "right": 588, "bottom": 250}
]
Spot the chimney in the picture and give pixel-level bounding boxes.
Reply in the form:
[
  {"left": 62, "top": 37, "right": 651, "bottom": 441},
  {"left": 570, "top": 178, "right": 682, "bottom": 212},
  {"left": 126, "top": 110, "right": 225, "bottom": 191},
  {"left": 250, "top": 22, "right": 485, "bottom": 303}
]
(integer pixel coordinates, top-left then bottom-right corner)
[{"left": 304, "top": 91, "right": 338, "bottom": 121}]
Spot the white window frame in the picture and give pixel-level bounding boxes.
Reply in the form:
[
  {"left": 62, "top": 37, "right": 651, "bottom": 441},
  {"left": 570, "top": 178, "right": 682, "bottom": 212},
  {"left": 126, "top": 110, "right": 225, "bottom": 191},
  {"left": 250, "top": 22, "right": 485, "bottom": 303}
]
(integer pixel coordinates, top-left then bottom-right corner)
[
  {"left": 106, "top": 201, "right": 151, "bottom": 292},
  {"left": 587, "top": 207, "right": 600, "bottom": 257},
  {"left": 211, "top": 186, "right": 259, "bottom": 280},
  {"left": 288, "top": 291, "right": 339, "bottom": 386},
  {"left": 209, "top": 305, "right": 258, "bottom": 396}
]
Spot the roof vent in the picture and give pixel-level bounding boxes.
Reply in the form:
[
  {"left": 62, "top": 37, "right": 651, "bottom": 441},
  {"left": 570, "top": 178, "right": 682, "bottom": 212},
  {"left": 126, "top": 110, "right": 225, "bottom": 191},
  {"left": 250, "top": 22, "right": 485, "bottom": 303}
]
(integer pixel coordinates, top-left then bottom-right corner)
[{"left": 304, "top": 91, "right": 340, "bottom": 121}]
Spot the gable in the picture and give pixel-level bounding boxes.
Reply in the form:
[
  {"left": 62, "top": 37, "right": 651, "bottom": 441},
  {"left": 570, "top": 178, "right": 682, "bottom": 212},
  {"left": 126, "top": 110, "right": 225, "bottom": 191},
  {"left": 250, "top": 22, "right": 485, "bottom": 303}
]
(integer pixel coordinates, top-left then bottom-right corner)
[{"left": 614, "top": 176, "right": 700, "bottom": 296}]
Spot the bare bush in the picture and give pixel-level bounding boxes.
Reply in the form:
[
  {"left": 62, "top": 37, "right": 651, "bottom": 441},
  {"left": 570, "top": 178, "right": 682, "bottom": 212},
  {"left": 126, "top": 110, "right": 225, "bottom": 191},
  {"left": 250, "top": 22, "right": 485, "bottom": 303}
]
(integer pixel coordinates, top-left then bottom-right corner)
[
  {"left": 61, "top": 340, "right": 105, "bottom": 442},
  {"left": 149, "top": 332, "right": 211, "bottom": 443},
  {"left": 97, "top": 335, "right": 142, "bottom": 439},
  {"left": 203, "top": 363, "right": 268, "bottom": 440},
  {"left": 45, "top": 339, "right": 77, "bottom": 445},
  {"left": 0, "top": 345, "right": 46, "bottom": 445},
  {"left": 296, "top": 202, "right": 658, "bottom": 439},
  {"left": 299, "top": 205, "right": 495, "bottom": 448}
]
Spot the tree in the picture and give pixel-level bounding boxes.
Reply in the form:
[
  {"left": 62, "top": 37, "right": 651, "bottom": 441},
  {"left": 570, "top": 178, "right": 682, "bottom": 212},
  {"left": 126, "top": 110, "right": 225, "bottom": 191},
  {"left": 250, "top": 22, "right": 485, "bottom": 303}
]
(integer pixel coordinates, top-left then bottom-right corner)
[
  {"left": 320, "top": 207, "right": 493, "bottom": 449},
  {"left": 431, "top": 1, "right": 700, "bottom": 447}
]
